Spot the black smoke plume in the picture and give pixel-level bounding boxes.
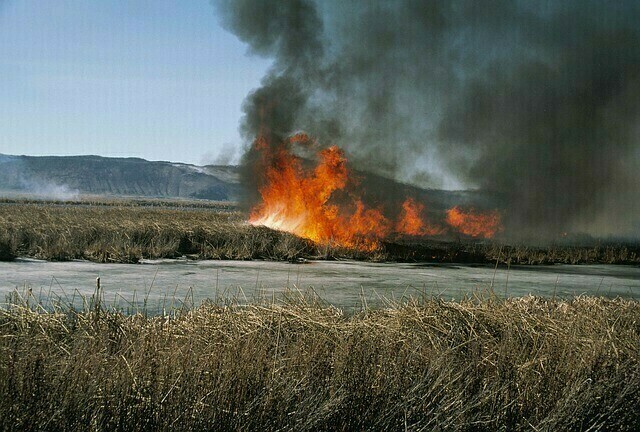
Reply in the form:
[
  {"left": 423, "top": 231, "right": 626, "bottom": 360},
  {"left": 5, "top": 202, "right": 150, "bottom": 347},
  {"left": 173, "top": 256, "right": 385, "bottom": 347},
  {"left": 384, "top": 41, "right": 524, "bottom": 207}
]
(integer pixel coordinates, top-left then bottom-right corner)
[{"left": 214, "top": 0, "right": 640, "bottom": 240}]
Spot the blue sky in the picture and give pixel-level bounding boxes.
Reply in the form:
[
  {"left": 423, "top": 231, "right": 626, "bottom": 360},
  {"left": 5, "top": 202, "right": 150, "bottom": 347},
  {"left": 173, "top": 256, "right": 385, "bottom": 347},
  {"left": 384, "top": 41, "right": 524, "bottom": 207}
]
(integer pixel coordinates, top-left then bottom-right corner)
[{"left": 0, "top": 0, "right": 270, "bottom": 165}]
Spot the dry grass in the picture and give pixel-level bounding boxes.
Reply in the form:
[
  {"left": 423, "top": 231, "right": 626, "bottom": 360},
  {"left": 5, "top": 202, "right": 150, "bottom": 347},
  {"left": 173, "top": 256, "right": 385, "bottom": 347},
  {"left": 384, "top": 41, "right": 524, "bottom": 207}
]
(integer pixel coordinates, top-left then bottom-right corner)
[
  {"left": 484, "top": 243, "right": 640, "bottom": 265},
  {"left": 0, "top": 201, "right": 638, "bottom": 264},
  {"left": 0, "top": 196, "right": 237, "bottom": 210},
  {"left": 0, "top": 292, "right": 638, "bottom": 431},
  {"left": 0, "top": 204, "right": 312, "bottom": 262}
]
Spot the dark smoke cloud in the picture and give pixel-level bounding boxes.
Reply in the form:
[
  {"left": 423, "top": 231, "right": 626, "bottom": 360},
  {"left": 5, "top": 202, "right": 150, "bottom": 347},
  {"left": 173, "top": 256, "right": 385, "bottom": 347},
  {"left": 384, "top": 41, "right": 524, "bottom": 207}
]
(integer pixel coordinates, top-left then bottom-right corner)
[{"left": 214, "top": 0, "right": 640, "bottom": 239}]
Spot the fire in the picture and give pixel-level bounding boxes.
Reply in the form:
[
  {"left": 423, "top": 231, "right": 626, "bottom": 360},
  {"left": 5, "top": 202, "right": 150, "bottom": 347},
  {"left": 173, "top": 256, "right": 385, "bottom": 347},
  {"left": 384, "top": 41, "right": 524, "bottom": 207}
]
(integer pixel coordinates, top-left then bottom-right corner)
[
  {"left": 249, "top": 137, "right": 390, "bottom": 249},
  {"left": 249, "top": 134, "right": 502, "bottom": 248},
  {"left": 445, "top": 206, "right": 501, "bottom": 239},
  {"left": 395, "top": 198, "right": 443, "bottom": 236}
]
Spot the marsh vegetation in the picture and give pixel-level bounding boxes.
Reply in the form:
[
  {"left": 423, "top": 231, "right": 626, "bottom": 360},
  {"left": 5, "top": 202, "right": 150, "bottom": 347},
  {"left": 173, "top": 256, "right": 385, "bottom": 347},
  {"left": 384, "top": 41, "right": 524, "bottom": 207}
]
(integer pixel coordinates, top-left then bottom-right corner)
[
  {"left": 0, "top": 200, "right": 638, "bottom": 265},
  {"left": 0, "top": 292, "right": 638, "bottom": 431}
]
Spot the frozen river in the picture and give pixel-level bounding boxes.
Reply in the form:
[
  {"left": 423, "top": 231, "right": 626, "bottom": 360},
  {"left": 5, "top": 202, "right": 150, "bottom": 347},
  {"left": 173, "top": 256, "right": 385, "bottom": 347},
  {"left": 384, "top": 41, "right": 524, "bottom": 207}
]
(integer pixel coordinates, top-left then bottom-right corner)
[{"left": 1, "top": 258, "right": 638, "bottom": 311}]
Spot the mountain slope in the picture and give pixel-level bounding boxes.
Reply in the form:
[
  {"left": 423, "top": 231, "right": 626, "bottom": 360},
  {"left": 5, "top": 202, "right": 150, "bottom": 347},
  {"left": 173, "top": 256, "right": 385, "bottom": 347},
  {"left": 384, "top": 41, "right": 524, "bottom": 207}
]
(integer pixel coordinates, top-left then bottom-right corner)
[{"left": 0, "top": 154, "right": 242, "bottom": 201}]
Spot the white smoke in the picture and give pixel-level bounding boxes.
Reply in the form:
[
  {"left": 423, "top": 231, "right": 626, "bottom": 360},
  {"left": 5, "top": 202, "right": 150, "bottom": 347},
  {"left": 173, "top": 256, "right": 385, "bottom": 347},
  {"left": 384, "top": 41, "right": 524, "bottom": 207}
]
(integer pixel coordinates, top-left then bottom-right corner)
[{"left": 18, "top": 177, "right": 79, "bottom": 201}]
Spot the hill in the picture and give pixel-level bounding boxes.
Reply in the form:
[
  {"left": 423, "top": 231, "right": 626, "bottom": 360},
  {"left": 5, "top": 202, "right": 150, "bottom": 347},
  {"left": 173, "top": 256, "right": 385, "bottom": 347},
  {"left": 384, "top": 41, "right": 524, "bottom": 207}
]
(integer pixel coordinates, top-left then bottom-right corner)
[{"left": 0, "top": 154, "right": 242, "bottom": 201}]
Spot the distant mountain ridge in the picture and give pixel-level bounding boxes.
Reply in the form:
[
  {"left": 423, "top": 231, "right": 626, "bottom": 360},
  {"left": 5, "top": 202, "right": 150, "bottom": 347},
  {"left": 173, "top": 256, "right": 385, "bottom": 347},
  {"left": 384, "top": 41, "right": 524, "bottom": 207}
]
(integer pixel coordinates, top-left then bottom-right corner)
[
  {"left": 0, "top": 153, "right": 496, "bottom": 213},
  {"left": 0, "top": 154, "right": 242, "bottom": 201}
]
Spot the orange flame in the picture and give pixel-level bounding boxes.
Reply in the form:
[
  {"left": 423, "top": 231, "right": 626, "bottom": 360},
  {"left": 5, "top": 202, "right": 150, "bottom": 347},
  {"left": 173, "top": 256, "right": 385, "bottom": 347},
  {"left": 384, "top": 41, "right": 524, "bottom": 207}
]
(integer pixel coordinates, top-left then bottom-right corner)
[
  {"left": 445, "top": 206, "right": 501, "bottom": 238},
  {"left": 395, "top": 198, "right": 443, "bottom": 236},
  {"left": 249, "top": 134, "right": 502, "bottom": 248},
  {"left": 249, "top": 138, "right": 389, "bottom": 249}
]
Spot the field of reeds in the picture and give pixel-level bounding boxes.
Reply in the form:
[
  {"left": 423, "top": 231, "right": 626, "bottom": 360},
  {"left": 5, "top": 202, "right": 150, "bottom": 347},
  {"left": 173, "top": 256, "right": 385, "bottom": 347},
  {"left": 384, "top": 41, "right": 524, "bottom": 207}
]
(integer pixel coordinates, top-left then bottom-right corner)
[
  {"left": 0, "top": 202, "right": 313, "bottom": 262},
  {"left": 0, "top": 292, "right": 638, "bottom": 431},
  {"left": 0, "top": 200, "right": 639, "bottom": 264},
  {"left": 0, "top": 196, "right": 237, "bottom": 210}
]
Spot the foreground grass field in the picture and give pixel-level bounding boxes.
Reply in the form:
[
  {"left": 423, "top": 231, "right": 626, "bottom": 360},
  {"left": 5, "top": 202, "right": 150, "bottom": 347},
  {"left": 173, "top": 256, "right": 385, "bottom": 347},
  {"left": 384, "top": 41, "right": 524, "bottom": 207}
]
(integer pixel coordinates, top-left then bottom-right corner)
[
  {"left": 0, "top": 294, "right": 638, "bottom": 431},
  {"left": 0, "top": 200, "right": 639, "bottom": 264}
]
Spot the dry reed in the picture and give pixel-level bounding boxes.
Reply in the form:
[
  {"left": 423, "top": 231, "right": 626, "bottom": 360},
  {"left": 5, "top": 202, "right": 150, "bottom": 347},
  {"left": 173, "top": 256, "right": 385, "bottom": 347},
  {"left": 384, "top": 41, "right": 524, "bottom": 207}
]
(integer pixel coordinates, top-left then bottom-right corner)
[
  {"left": 0, "top": 292, "right": 638, "bottom": 431},
  {"left": 0, "top": 201, "right": 638, "bottom": 264}
]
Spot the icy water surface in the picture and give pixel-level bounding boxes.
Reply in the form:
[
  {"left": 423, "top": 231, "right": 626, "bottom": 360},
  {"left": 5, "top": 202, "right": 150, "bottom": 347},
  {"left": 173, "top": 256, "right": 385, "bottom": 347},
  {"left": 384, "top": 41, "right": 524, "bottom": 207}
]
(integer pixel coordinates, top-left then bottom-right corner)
[{"left": 1, "top": 259, "right": 638, "bottom": 311}]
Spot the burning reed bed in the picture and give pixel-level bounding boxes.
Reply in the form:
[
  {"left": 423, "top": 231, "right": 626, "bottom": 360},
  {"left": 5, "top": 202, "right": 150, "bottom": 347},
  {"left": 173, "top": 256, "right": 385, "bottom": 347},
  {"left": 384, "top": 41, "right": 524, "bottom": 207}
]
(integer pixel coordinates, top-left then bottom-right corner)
[
  {"left": 0, "top": 294, "right": 638, "bottom": 431},
  {"left": 0, "top": 201, "right": 638, "bottom": 264}
]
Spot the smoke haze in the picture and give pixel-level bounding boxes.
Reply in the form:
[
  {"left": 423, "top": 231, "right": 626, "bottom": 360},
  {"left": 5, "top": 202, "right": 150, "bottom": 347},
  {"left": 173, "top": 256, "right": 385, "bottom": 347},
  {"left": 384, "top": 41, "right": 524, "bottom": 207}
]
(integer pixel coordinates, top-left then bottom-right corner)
[
  {"left": 200, "top": 142, "right": 240, "bottom": 166},
  {"left": 214, "top": 0, "right": 640, "bottom": 240}
]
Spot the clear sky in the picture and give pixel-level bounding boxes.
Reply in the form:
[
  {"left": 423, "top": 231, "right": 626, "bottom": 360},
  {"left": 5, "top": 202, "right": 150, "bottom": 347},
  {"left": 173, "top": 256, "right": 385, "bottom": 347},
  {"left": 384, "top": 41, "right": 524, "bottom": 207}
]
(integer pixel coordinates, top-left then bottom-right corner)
[{"left": 0, "top": 0, "right": 270, "bottom": 165}]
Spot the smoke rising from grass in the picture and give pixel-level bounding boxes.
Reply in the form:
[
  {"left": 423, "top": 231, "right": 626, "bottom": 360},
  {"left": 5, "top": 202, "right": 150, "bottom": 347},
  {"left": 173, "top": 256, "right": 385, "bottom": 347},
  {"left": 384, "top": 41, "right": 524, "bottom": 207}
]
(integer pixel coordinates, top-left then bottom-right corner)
[
  {"left": 214, "top": 0, "right": 640, "bottom": 239},
  {"left": 0, "top": 155, "right": 79, "bottom": 200},
  {"left": 18, "top": 178, "right": 79, "bottom": 201}
]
